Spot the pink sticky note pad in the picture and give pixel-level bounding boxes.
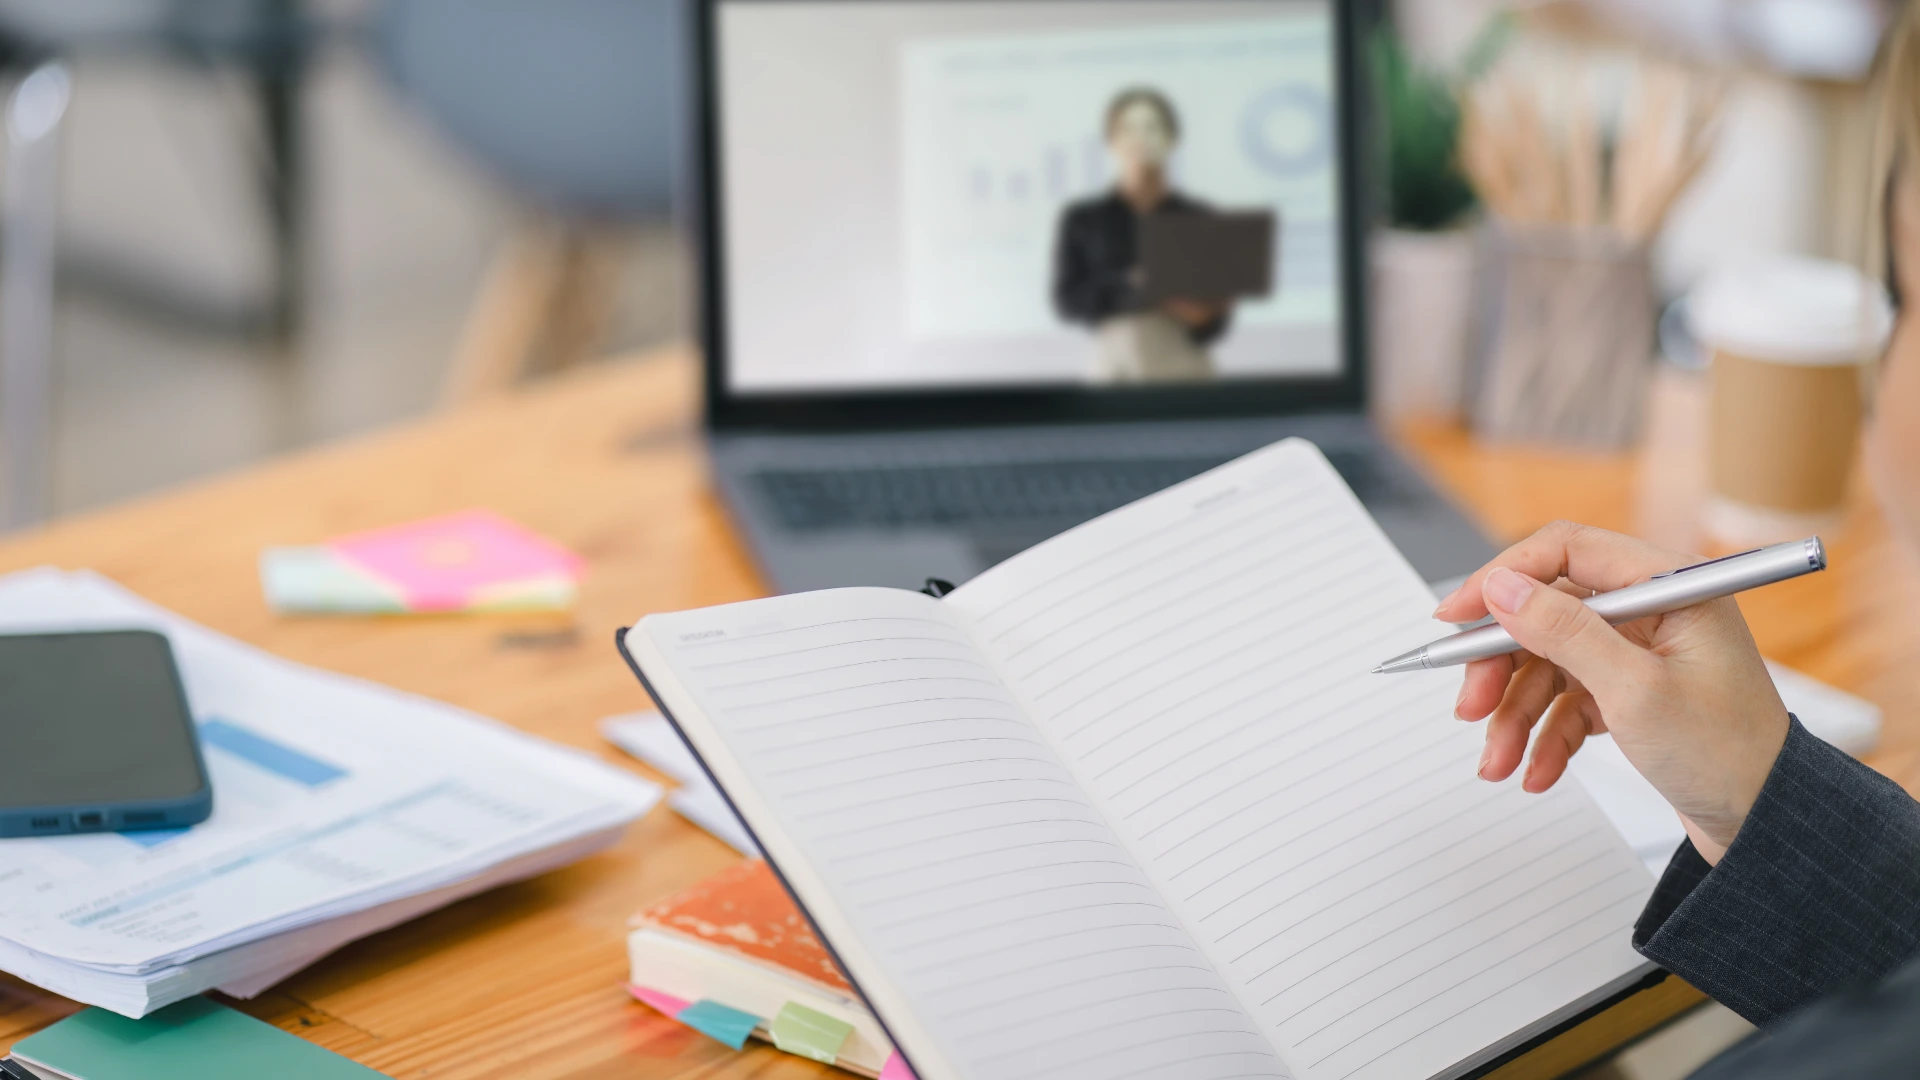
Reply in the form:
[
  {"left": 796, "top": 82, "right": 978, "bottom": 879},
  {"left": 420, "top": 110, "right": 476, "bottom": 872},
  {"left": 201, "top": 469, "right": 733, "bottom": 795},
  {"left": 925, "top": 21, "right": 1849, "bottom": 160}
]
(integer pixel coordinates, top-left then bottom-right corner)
[
  {"left": 627, "top": 984, "right": 692, "bottom": 1018},
  {"left": 331, "top": 509, "right": 582, "bottom": 611},
  {"left": 880, "top": 1052, "right": 917, "bottom": 1080}
]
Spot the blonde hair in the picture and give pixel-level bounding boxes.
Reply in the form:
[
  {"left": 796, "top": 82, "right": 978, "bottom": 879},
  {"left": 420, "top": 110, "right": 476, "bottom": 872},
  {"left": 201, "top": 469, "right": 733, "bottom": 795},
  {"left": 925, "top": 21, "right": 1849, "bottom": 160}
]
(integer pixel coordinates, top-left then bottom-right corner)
[{"left": 1870, "top": 3, "right": 1920, "bottom": 302}]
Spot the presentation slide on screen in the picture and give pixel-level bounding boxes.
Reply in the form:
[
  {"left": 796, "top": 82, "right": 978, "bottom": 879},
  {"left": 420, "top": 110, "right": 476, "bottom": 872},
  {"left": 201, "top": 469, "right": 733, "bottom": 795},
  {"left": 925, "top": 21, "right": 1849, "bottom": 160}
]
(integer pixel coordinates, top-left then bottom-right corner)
[{"left": 721, "top": 2, "right": 1343, "bottom": 393}]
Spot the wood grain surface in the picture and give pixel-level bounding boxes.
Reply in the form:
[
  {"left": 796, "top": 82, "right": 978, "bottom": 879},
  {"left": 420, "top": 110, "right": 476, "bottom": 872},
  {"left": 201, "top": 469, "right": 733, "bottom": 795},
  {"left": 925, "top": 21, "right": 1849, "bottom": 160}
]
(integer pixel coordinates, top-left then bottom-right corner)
[{"left": 5, "top": 348, "right": 1912, "bottom": 1078}]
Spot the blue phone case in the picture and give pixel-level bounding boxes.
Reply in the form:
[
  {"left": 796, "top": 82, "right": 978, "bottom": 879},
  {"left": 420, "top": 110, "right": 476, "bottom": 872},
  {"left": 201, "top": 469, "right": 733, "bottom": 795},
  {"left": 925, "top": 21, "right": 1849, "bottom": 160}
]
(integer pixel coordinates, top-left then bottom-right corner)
[{"left": 0, "top": 630, "right": 214, "bottom": 839}]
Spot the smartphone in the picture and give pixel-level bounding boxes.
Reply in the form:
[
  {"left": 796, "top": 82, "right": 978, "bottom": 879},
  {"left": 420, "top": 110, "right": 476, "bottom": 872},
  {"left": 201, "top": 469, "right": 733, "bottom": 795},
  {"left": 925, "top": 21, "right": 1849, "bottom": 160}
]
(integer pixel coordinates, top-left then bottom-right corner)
[{"left": 0, "top": 630, "right": 212, "bottom": 837}]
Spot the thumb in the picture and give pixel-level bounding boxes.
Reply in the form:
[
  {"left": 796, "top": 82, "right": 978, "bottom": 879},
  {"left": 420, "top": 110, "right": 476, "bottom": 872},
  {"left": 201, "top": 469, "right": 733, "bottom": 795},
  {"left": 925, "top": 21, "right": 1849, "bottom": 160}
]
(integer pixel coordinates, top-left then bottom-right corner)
[{"left": 1482, "top": 567, "right": 1653, "bottom": 694}]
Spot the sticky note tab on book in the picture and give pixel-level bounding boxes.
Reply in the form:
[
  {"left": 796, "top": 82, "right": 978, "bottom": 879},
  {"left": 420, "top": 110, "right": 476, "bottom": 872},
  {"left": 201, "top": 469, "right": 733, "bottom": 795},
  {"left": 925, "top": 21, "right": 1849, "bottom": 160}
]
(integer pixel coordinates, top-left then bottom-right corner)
[
  {"left": 880, "top": 1052, "right": 919, "bottom": 1080},
  {"left": 629, "top": 984, "right": 762, "bottom": 1050},
  {"left": 626, "top": 984, "right": 690, "bottom": 1018},
  {"left": 675, "top": 1000, "right": 762, "bottom": 1051},
  {"left": 769, "top": 1002, "right": 853, "bottom": 1064}
]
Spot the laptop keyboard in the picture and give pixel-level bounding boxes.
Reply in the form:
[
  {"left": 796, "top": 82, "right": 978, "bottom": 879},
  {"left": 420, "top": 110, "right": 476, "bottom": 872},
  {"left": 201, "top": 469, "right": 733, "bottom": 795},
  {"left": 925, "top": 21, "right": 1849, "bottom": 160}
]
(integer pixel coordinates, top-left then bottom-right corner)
[{"left": 750, "top": 449, "right": 1408, "bottom": 531}]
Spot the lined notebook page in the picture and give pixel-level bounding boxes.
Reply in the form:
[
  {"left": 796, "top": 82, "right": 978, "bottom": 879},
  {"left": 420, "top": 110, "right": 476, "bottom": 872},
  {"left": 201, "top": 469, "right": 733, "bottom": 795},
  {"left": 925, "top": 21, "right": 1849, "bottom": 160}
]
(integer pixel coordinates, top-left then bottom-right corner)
[
  {"left": 634, "top": 588, "right": 1286, "bottom": 1080},
  {"left": 949, "top": 441, "right": 1652, "bottom": 1080}
]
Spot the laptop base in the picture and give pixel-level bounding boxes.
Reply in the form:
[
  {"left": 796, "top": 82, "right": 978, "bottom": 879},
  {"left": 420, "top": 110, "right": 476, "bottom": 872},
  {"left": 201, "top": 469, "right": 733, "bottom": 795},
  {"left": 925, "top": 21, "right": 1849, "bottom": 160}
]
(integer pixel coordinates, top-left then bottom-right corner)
[{"left": 714, "top": 415, "right": 1495, "bottom": 594}]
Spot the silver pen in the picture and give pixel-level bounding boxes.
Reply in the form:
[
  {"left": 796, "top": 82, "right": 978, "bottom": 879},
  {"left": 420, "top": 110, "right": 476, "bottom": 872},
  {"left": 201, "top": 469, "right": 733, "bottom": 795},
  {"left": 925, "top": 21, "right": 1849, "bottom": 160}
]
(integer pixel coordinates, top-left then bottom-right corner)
[{"left": 1372, "top": 537, "right": 1827, "bottom": 675}]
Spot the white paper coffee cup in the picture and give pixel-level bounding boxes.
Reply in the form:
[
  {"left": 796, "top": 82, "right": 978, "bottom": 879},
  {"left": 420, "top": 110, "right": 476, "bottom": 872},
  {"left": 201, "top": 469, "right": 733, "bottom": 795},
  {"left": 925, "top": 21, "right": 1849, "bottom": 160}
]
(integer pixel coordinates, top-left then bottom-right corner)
[{"left": 1688, "top": 257, "right": 1891, "bottom": 545}]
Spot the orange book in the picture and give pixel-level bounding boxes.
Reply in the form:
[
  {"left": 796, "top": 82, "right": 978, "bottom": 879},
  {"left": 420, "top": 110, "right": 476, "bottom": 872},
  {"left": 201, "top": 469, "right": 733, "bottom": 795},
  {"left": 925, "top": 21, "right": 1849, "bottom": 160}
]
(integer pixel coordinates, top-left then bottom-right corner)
[
  {"left": 628, "top": 860, "right": 892, "bottom": 1075},
  {"left": 639, "top": 858, "right": 852, "bottom": 993}
]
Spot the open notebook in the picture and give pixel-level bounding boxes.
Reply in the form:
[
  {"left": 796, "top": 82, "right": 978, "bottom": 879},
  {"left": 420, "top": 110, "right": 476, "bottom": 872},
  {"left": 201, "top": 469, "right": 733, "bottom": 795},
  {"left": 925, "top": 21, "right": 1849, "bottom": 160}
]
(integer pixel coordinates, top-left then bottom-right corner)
[{"left": 619, "top": 440, "right": 1656, "bottom": 1080}]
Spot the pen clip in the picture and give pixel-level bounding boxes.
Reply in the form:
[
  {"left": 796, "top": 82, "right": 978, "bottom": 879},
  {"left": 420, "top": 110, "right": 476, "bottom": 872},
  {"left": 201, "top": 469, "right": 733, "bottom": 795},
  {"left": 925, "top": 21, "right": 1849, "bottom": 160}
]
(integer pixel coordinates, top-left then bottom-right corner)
[{"left": 1650, "top": 548, "right": 1762, "bottom": 580}]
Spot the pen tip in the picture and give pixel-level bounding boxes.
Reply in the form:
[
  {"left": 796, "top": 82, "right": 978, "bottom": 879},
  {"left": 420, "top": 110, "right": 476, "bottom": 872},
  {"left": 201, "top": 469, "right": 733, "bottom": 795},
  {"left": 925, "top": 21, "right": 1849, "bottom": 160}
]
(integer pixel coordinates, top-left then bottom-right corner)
[{"left": 1369, "top": 665, "right": 1385, "bottom": 675}]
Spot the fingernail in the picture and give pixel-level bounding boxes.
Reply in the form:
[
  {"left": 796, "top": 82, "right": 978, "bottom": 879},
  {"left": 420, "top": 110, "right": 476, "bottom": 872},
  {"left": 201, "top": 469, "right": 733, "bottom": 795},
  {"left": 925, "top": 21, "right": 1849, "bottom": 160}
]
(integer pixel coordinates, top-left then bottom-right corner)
[
  {"left": 1453, "top": 683, "right": 1468, "bottom": 719},
  {"left": 1431, "top": 582, "right": 1465, "bottom": 617},
  {"left": 1485, "top": 567, "right": 1536, "bottom": 615},
  {"left": 1477, "top": 744, "right": 1491, "bottom": 779}
]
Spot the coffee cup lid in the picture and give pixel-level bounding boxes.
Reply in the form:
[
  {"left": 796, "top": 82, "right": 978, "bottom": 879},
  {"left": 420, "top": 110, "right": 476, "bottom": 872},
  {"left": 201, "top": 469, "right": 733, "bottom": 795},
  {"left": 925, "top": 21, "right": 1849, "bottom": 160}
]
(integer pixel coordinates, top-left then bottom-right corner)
[{"left": 1688, "top": 256, "right": 1892, "bottom": 365}]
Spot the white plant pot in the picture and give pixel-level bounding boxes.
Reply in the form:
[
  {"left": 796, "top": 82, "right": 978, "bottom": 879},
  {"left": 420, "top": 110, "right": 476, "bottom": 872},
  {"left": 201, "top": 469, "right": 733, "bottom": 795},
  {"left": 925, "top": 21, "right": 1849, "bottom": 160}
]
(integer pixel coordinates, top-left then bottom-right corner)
[{"left": 1369, "top": 226, "right": 1478, "bottom": 421}]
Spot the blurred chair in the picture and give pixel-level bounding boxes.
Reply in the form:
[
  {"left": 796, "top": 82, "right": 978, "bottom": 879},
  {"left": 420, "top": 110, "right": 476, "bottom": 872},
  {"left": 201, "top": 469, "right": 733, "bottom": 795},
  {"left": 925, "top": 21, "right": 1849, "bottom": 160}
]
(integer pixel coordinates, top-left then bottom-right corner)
[
  {"left": 3, "top": 62, "right": 67, "bottom": 529},
  {"left": 372, "top": 0, "right": 688, "bottom": 404},
  {"left": 0, "top": 0, "right": 312, "bottom": 528}
]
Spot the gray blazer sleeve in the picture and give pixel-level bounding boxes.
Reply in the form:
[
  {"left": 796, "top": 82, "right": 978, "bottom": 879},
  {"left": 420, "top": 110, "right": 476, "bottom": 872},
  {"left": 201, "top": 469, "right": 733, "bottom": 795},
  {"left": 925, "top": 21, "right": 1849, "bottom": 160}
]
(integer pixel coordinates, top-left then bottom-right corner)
[{"left": 1632, "top": 717, "right": 1920, "bottom": 1028}]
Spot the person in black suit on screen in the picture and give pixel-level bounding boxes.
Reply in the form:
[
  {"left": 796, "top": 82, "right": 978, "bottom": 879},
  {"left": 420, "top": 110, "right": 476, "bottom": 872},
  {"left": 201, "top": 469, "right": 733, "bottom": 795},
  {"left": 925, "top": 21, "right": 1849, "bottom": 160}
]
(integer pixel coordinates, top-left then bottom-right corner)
[{"left": 1052, "top": 87, "right": 1233, "bottom": 383}]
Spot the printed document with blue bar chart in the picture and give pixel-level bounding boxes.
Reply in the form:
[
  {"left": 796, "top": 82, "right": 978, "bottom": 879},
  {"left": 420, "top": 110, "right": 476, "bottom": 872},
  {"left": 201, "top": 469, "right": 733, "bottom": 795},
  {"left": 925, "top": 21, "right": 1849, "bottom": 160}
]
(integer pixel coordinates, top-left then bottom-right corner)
[{"left": 0, "top": 567, "right": 660, "bottom": 1016}]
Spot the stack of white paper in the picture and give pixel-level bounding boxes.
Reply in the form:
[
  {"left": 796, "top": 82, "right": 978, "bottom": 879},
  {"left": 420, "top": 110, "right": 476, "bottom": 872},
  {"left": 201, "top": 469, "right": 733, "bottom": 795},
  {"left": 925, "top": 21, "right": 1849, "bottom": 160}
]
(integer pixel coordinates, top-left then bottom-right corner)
[
  {"left": 0, "top": 569, "right": 662, "bottom": 1017},
  {"left": 601, "top": 711, "right": 759, "bottom": 855}
]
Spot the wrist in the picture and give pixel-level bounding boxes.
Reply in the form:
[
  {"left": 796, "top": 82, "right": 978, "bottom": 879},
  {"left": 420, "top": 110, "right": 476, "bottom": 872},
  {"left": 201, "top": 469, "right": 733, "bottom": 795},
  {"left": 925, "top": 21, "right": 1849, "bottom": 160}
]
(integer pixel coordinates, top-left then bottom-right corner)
[
  {"left": 1680, "top": 817, "right": 1728, "bottom": 865},
  {"left": 1692, "top": 708, "right": 1792, "bottom": 862}
]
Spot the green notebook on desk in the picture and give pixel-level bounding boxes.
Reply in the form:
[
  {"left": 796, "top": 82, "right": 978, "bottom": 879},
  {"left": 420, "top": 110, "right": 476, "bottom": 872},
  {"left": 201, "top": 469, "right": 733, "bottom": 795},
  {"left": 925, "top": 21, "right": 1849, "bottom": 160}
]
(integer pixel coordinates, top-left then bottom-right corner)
[{"left": 7, "top": 997, "right": 389, "bottom": 1080}]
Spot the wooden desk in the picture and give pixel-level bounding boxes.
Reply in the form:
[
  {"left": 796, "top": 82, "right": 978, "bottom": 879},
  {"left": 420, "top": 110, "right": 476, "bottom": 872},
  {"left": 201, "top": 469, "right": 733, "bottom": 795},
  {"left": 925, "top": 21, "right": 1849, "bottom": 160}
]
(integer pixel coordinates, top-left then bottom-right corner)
[{"left": 2, "top": 350, "right": 1912, "bottom": 1077}]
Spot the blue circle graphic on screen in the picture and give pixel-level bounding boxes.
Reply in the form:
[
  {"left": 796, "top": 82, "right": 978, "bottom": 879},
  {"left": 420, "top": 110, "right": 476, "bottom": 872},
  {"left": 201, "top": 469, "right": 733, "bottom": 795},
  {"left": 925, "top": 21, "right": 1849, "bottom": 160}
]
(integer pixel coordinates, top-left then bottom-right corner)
[{"left": 1242, "top": 83, "right": 1331, "bottom": 178}]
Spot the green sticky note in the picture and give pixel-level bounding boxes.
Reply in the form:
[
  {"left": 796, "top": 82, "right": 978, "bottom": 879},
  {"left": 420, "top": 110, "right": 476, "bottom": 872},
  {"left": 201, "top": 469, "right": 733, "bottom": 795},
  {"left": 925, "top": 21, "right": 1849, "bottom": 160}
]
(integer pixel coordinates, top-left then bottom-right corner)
[
  {"left": 769, "top": 1001, "right": 854, "bottom": 1065},
  {"left": 677, "top": 999, "right": 761, "bottom": 1051},
  {"left": 11, "top": 997, "right": 390, "bottom": 1080}
]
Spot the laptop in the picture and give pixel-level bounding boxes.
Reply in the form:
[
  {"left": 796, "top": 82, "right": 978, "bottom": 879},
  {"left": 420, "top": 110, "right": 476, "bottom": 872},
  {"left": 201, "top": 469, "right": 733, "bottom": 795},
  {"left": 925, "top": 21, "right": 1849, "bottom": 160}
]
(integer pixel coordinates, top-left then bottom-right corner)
[
  {"left": 695, "top": 0, "right": 1493, "bottom": 593},
  {"left": 1138, "top": 211, "right": 1277, "bottom": 305}
]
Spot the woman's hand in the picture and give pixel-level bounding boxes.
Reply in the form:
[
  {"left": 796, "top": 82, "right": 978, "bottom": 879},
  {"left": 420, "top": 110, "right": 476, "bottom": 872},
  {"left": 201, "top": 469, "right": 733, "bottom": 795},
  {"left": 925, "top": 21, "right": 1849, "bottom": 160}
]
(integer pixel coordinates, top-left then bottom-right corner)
[
  {"left": 1434, "top": 521, "right": 1791, "bottom": 864},
  {"left": 1162, "top": 297, "right": 1222, "bottom": 328}
]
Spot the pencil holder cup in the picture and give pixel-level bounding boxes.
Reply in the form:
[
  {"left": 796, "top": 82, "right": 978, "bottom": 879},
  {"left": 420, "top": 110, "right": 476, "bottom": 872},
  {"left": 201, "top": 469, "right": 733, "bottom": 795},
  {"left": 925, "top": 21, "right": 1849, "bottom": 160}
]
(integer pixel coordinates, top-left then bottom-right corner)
[
  {"left": 1370, "top": 226, "right": 1479, "bottom": 422},
  {"left": 1470, "top": 223, "right": 1655, "bottom": 449}
]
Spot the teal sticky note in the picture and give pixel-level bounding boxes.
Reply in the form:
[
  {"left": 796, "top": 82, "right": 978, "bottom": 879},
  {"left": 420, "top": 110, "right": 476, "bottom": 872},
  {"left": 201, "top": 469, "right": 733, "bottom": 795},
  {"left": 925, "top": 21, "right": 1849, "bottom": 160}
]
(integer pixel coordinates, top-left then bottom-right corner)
[
  {"left": 677, "top": 999, "right": 761, "bottom": 1051},
  {"left": 259, "top": 547, "right": 407, "bottom": 614},
  {"left": 769, "top": 1001, "right": 854, "bottom": 1065},
  {"left": 11, "top": 997, "right": 390, "bottom": 1080}
]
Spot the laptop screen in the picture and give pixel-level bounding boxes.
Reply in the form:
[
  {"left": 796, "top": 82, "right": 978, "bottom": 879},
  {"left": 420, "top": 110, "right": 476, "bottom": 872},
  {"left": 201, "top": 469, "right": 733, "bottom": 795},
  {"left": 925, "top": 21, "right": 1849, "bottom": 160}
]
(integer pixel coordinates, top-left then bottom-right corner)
[{"left": 708, "top": 0, "right": 1351, "bottom": 404}]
